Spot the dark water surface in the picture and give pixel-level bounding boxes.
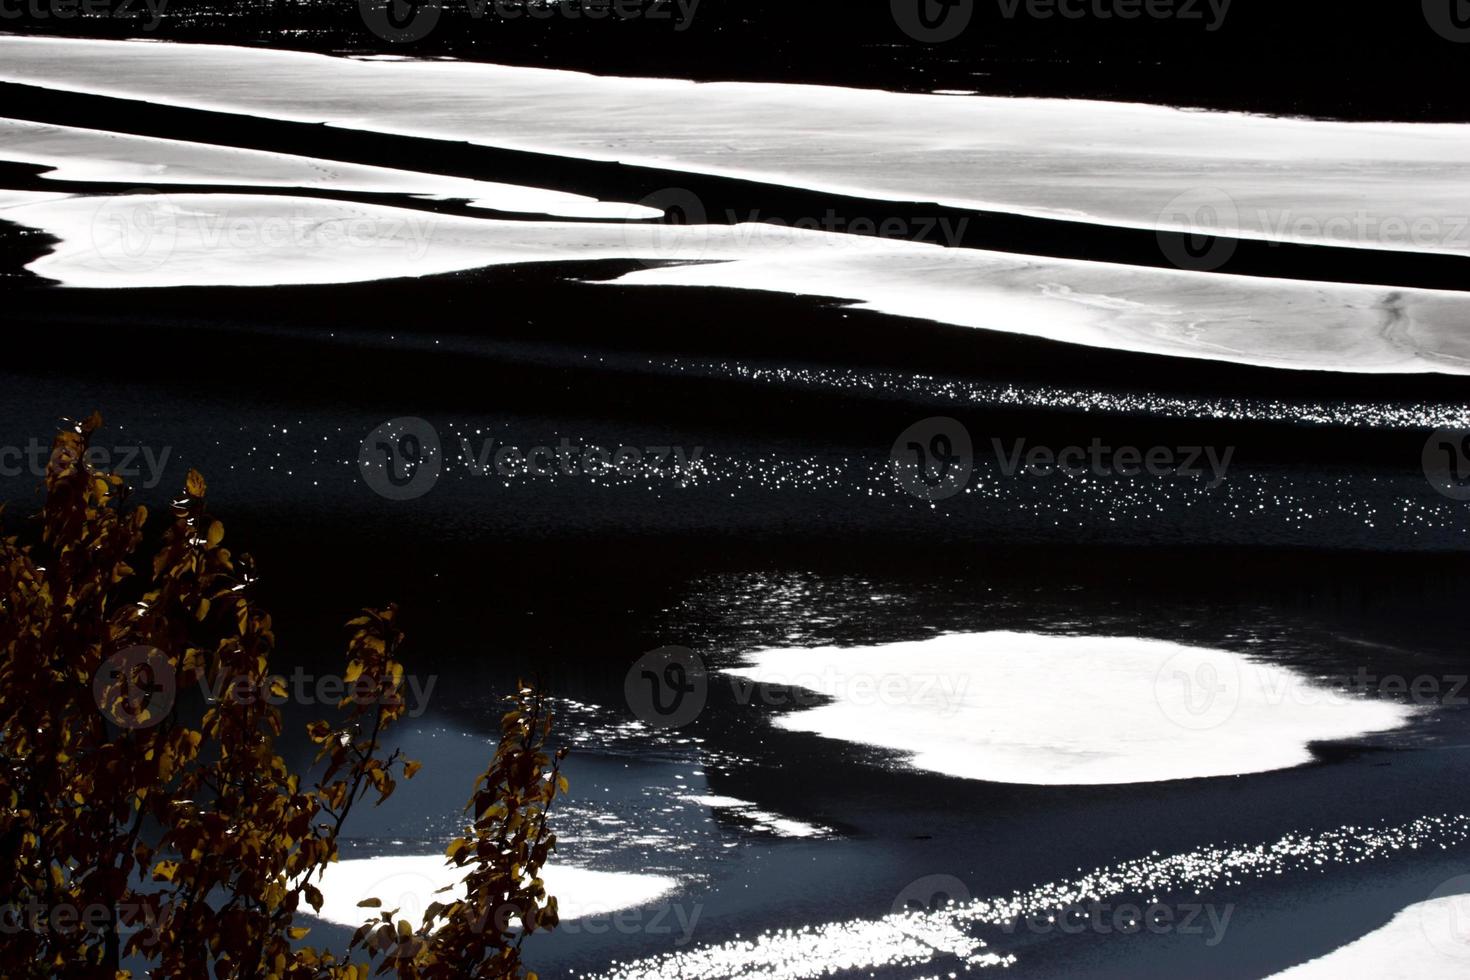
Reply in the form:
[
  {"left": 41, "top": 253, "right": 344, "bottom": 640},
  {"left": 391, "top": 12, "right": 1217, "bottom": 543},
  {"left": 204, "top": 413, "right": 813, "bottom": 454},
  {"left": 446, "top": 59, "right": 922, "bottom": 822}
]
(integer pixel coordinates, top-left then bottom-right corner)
[
  {"left": 4, "top": 265, "right": 1470, "bottom": 976},
  {"left": 4, "top": 9, "right": 1470, "bottom": 974}
]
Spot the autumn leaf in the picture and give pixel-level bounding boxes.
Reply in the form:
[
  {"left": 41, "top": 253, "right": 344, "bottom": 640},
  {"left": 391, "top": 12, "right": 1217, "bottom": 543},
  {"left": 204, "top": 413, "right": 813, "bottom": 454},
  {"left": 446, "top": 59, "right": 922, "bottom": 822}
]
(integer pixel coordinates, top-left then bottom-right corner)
[{"left": 184, "top": 468, "right": 207, "bottom": 498}]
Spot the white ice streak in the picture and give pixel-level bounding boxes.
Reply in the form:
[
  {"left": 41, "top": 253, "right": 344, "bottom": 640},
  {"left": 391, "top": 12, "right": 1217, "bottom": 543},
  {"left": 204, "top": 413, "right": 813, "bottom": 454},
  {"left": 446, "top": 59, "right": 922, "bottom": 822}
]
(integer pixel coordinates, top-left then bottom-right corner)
[
  {"left": 4, "top": 36, "right": 1470, "bottom": 255},
  {"left": 0, "top": 118, "right": 656, "bottom": 219},
  {"left": 6, "top": 190, "right": 1470, "bottom": 374}
]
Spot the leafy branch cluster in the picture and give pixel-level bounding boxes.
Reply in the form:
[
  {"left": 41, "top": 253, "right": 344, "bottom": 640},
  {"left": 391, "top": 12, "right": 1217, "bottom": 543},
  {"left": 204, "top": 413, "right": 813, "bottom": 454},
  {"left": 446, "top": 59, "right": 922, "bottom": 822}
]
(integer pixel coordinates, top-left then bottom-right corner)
[{"left": 0, "top": 414, "right": 566, "bottom": 979}]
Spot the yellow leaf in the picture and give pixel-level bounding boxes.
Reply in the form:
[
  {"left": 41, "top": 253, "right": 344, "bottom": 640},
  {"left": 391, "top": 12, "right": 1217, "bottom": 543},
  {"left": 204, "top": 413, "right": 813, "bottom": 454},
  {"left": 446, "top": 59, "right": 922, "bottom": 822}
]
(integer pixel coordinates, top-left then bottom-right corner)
[{"left": 185, "top": 469, "right": 207, "bottom": 498}]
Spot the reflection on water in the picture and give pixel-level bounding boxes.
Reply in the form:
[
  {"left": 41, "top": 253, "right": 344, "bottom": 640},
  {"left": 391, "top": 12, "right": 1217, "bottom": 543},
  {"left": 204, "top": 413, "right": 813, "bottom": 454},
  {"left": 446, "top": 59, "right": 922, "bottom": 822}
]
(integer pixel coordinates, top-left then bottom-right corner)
[
  {"left": 254, "top": 561, "right": 1470, "bottom": 979},
  {"left": 679, "top": 796, "right": 829, "bottom": 839},
  {"left": 653, "top": 357, "right": 1470, "bottom": 430},
  {"left": 587, "top": 815, "right": 1470, "bottom": 980},
  {"left": 117, "top": 414, "right": 1470, "bottom": 548},
  {"left": 726, "top": 631, "right": 1417, "bottom": 784},
  {"left": 329, "top": 707, "right": 813, "bottom": 885}
]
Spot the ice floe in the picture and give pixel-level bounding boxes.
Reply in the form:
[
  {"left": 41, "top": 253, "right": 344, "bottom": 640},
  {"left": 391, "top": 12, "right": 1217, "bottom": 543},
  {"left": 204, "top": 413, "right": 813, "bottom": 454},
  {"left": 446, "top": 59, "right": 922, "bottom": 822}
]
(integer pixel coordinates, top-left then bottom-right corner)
[
  {"left": 725, "top": 631, "right": 1416, "bottom": 784},
  {"left": 6, "top": 190, "right": 1470, "bottom": 374},
  {"left": 1269, "top": 886, "right": 1470, "bottom": 979},
  {"left": 306, "top": 854, "right": 677, "bottom": 930},
  {"left": 4, "top": 36, "right": 1470, "bottom": 255}
]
